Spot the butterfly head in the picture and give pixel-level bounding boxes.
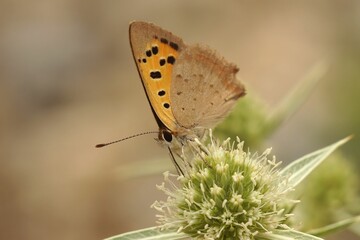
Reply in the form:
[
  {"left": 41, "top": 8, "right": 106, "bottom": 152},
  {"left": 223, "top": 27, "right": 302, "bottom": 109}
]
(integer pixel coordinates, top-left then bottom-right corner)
[
  {"left": 156, "top": 128, "right": 183, "bottom": 155},
  {"left": 157, "top": 126, "right": 191, "bottom": 147},
  {"left": 157, "top": 125, "right": 203, "bottom": 147},
  {"left": 159, "top": 128, "right": 173, "bottom": 143}
]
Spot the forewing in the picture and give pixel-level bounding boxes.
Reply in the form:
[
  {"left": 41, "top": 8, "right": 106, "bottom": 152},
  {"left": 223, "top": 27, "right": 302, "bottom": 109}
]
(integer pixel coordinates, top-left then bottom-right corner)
[
  {"left": 129, "top": 21, "right": 185, "bottom": 131},
  {"left": 170, "top": 45, "right": 245, "bottom": 130}
]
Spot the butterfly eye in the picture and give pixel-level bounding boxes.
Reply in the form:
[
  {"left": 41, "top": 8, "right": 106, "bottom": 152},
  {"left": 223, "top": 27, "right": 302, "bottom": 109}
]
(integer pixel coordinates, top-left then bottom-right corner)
[{"left": 161, "top": 130, "right": 173, "bottom": 143}]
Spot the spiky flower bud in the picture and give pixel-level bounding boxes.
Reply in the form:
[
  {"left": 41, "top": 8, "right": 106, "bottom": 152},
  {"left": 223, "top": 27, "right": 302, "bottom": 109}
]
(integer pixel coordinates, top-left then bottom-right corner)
[{"left": 152, "top": 133, "right": 295, "bottom": 240}]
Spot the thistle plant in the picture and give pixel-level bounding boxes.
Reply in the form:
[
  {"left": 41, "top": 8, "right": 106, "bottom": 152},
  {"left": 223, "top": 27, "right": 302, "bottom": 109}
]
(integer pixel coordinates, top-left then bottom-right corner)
[
  {"left": 152, "top": 134, "right": 295, "bottom": 239},
  {"left": 106, "top": 132, "right": 352, "bottom": 240}
]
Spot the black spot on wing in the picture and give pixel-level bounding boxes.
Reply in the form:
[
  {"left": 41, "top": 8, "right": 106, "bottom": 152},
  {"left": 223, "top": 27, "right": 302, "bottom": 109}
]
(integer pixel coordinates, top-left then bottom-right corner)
[
  {"left": 169, "top": 42, "right": 179, "bottom": 51},
  {"left": 146, "top": 50, "right": 152, "bottom": 57},
  {"left": 167, "top": 56, "right": 176, "bottom": 64},
  {"left": 152, "top": 46, "right": 158, "bottom": 55},
  {"left": 163, "top": 103, "right": 170, "bottom": 109},
  {"left": 159, "top": 58, "right": 166, "bottom": 66},
  {"left": 158, "top": 90, "right": 166, "bottom": 96},
  {"left": 160, "top": 38, "right": 168, "bottom": 44},
  {"left": 159, "top": 38, "right": 179, "bottom": 51},
  {"left": 150, "top": 71, "right": 162, "bottom": 79}
]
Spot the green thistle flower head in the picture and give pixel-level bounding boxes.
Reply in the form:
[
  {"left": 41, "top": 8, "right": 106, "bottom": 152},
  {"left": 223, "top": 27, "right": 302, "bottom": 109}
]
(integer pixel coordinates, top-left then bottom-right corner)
[{"left": 152, "top": 132, "right": 295, "bottom": 240}]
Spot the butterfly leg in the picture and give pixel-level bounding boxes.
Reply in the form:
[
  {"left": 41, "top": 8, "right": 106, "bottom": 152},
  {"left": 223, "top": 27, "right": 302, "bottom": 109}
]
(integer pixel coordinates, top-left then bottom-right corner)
[
  {"left": 178, "top": 146, "right": 193, "bottom": 169},
  {"left": 168, "top": 147, "right": 184, "bottom": 176}
]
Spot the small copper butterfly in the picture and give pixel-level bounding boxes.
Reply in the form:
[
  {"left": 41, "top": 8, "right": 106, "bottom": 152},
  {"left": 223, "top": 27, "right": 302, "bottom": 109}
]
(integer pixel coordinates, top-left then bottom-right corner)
[
  {"left": 129, "top": 21, "right": 245, "bottom": 147},
  {"left": 97, "top": 21, "right": 245, "bottom": 173}
]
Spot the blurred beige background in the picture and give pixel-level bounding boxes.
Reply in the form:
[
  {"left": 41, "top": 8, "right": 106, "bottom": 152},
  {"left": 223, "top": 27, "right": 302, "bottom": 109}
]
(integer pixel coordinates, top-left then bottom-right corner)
[{"left": 0, "top": 1, "right": 359, "bottom": 239}]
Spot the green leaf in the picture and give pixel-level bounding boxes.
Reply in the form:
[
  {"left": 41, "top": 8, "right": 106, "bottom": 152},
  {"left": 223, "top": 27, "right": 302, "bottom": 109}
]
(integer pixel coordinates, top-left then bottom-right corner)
[
  {"left": 307, "top": 215, "right": 360, "bottom": 237},
  {"left": 104, "top": 226, "right": 188, "bottom": 240},
  {"left": 280, "top": 136, "right": 351, "bottom": 188},
  {"left": 257, "top": 229, "right": 323, "bottom": 240}
]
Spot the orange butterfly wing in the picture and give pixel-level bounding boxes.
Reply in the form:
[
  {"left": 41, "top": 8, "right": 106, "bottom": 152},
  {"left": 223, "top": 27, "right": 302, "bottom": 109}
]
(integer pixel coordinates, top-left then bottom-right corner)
[{"left": 129, "top": 22, "right": 184, "bottom": 133}]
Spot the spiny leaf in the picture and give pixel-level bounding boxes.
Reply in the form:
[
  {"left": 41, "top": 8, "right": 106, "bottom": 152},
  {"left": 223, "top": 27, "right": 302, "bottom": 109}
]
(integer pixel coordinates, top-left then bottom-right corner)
[
  {"left": 307, "top": 215, "right": 360, "bottom": 236},
  {"left": 280, "top": 136, "right": 351, "bottom": 188}
]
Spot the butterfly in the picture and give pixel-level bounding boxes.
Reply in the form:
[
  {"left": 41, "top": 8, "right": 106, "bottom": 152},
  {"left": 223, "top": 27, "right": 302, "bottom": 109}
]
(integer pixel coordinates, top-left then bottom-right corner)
[
  {"left": 128, "top": 21, "right": 245, "bottom": 173},
  {"left": 129, "top": 21, "right": 245, "bottom": 169},
  {"left": 130, "top": 21, "right": 245, "bottom": 141}
]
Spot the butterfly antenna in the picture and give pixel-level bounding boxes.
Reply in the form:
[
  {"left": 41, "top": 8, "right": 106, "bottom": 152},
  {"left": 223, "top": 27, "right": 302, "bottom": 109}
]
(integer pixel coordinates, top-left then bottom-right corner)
[{"left": 95, "top": 131, "right": 158, "bottom": 148}]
